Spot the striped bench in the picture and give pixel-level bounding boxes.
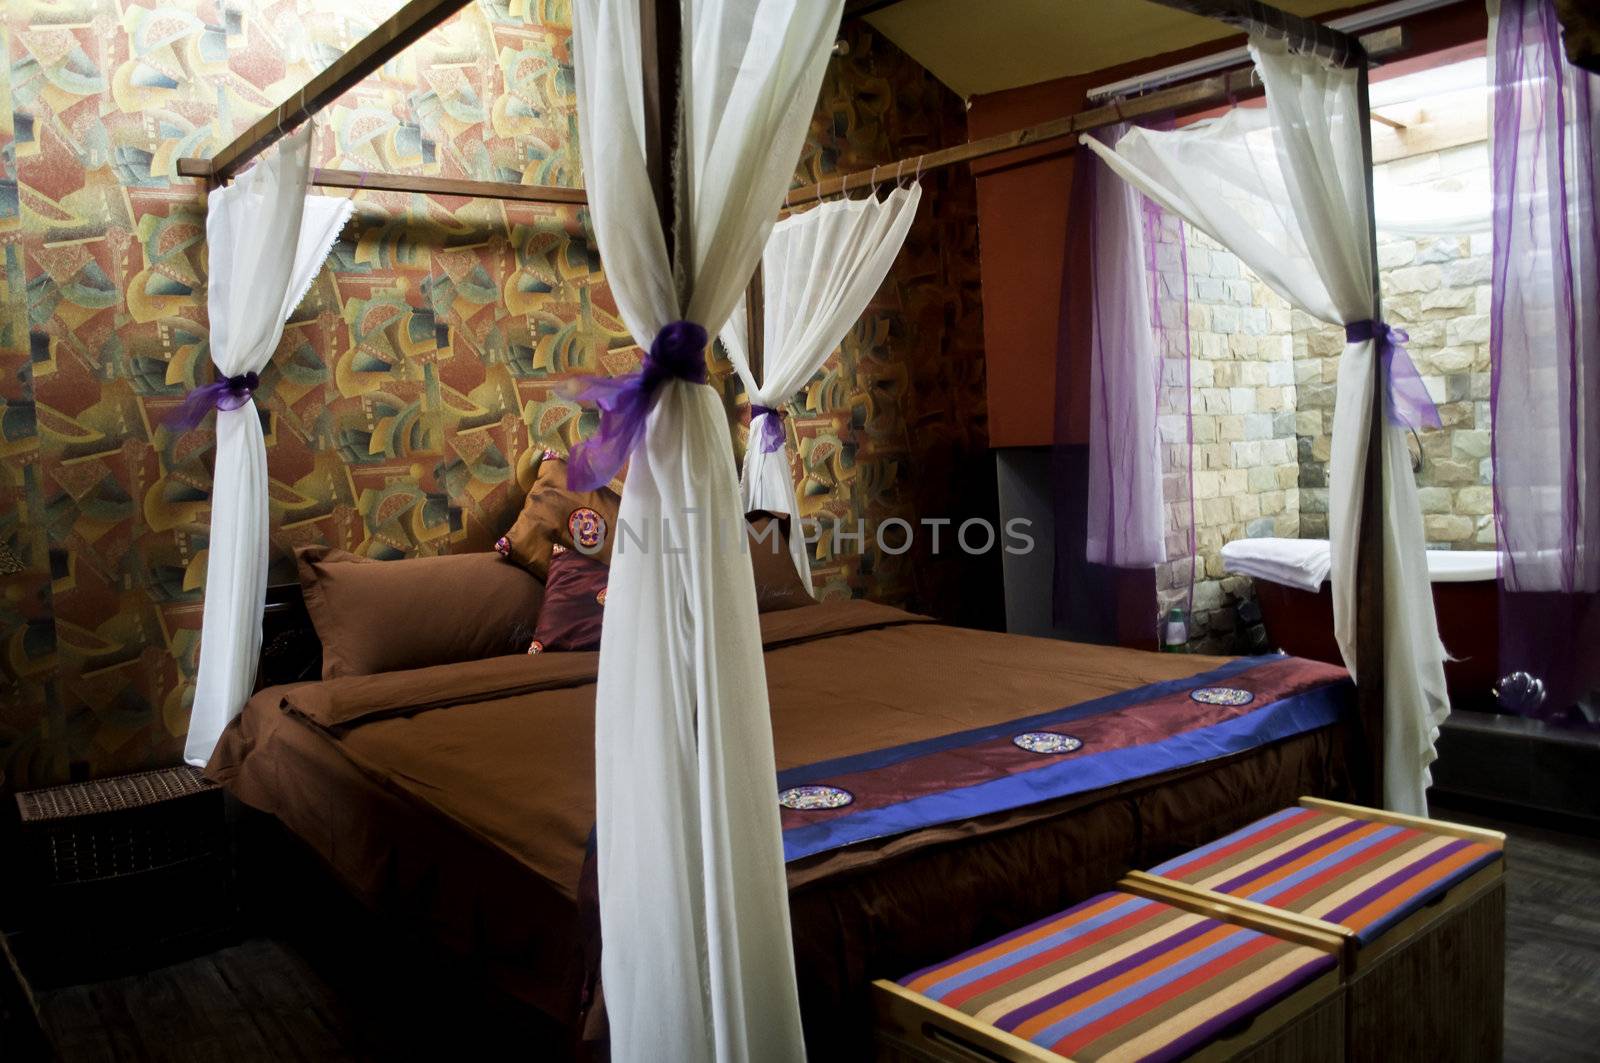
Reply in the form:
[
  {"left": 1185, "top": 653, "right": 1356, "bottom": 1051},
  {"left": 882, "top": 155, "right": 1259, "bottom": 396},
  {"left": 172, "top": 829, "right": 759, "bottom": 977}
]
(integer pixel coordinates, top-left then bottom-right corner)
[
  {"left": 873, "top": 889, "right": 1346, "bottom": 1062},
  {"left": 1127, "top": 797, "right": 1506, "bottom": 1062}
]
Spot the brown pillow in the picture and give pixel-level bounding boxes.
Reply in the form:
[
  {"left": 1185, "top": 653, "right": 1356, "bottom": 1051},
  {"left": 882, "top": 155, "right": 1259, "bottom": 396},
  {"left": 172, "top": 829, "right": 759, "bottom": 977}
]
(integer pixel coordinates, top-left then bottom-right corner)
[
  {"left": 497, "top": 452, "right": 622, "bottom": 580},
  {"left": 528, "top": 546, "right": 607, "bottom": 653},
  {"left": 746, "top": 511, "right": 812, "bottom": 613},
  {"left": 296, "top": 546, "right": 546, "bottom": 678}
]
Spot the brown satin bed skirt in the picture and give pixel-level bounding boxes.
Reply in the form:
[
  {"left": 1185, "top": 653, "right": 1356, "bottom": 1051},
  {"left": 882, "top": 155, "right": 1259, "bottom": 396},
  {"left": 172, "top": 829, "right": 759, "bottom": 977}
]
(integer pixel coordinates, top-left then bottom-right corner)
[{"left": 218, "top": 711, "right": 1352, "bottom": 1058}]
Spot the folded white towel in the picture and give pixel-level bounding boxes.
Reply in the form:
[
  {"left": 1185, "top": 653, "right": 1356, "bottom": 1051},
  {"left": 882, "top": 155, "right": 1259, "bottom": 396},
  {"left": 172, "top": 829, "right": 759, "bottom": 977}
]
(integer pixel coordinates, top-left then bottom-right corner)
[{"left": 1220, "top": 537, "right": 1332, "bottom": 592}]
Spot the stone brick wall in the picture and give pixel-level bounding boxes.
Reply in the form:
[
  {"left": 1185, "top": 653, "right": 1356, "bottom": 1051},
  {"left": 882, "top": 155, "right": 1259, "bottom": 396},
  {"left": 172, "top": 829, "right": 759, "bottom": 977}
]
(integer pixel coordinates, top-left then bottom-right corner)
[
  {"left": 1157, "top": 226, "right": 1300, "bottom": 654},
  {"left": 1293, "top": 140, "right": 1495, "bottom": 551}
]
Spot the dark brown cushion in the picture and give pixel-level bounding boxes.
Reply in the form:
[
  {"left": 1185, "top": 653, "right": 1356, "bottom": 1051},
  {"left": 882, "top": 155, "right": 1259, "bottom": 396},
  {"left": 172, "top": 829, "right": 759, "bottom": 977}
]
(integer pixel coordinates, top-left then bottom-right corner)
[
  {"left": 497, "top": 452, "right": 623, "bottom": 580},
  {"left": 747, "top": 510, "right": 812, "bottom": 613},
  {"left": 295, "top": 546, "right": 545, "bottom": 678},
  {"left": 528, "top": 547, "right": 607, "bottom": 653}
]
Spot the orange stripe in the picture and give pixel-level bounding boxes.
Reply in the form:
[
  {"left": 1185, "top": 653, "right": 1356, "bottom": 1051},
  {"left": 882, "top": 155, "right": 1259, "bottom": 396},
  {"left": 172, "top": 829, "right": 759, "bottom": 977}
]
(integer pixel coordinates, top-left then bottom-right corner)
[
  {"left": 1050, "top": 935, "right": 1277, "bottom": 1056},
  {"left": 1337, "top": 844, "right": 1487, "bottom": 934},
  {"left": 905, "top": 894, "right": 1134, "bottom": 993},
  {"left": 943, "top": 904, "right": 1166, "bottom": 1008},
  {"left": 1160, "top": 808, "right": 1321, "bottom": 880},
  {"left": 1263, "top": 825, "right": 1420, "bottom": 910},
  {"left": 1009, "top": 923, "right": 1239, "bottom": 1041},
  {"left": 1218, "top": 820, "right": 1390, "bottom": 897}
]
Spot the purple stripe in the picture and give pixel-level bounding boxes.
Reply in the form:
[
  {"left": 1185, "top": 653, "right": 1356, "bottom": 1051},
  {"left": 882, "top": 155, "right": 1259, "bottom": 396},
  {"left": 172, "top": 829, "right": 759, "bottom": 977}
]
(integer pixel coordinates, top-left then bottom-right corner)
[
  {"left": 898, "top": 893, "right": 1133, "bottom": 987},
  {"left": 1142, "top": 953, "right": 1337, "bottom": 1063},
  {"left": 996, "top": 918, "right": 1218, "bottom": 1030},
  {"left": 1213, "top": 818, "right": 1368, "bottom": 894},
  {"left": 1322, "top": 838, "right": 1473, "bottom": 931}
]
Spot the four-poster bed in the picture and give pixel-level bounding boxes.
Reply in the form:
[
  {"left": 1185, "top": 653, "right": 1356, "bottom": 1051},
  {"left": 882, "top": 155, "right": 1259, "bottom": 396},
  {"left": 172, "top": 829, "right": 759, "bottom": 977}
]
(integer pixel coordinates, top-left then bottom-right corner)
[{"left": 174, "top": 0, "right": 1462, "bottom": 1057}]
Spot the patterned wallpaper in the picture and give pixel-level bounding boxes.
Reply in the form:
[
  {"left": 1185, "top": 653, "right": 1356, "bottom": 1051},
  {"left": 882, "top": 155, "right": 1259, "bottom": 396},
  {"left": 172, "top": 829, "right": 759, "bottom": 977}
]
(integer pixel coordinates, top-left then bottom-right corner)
[
  {"left": 785, "top": 19, "right": 991, "bottom": 619},
  {"left": 0, "top": 5, "right": 987, "bottom": 789}
]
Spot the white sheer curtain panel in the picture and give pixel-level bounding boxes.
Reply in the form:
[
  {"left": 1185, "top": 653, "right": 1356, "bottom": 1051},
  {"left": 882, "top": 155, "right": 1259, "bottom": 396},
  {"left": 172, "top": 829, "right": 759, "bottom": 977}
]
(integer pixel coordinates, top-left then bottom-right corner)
[
  {"left": 720, "top": 184, "right": 921, "bottom": 588},
  {"left": 183, "top": 126, "right": 354, "bottom": 767},
  {"left": 1082, "top": 37, "right": 1449, "bottom": 815},
  {"left": 569, "top": 2, "right": 841, "bottom": 1060}
]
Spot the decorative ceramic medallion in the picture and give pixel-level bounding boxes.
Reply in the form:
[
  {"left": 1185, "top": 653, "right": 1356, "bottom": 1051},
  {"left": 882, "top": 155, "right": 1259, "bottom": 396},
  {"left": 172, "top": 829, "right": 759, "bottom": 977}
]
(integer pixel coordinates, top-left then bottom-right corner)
[
  {"left": 778, "top": 785, "right": 853, "bottom": 811},
  {"left": 1012, "top": 731, "right": 1083, "bottom": 755},
  {"left": 568, "top": 507, "right": 607, "bottom": 552},
  {"left": 1190, "top": 687, "right": 1254, "bottom": 706},
  {"left": 596, "top": 587, "right": 608, "bottom": 606},
  {"left": 494, "top": 535, "right": 511, "bottom": 558},
  {"left": 527, "top": 639, "right": 545, "bottom": 655}
]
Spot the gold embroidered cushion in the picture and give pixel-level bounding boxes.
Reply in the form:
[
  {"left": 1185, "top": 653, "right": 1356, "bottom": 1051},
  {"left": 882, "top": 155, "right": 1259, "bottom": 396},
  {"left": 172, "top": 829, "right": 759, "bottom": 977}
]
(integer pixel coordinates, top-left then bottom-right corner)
[{"left": 496, "top": 452, "right": 623, "bottom": 580}]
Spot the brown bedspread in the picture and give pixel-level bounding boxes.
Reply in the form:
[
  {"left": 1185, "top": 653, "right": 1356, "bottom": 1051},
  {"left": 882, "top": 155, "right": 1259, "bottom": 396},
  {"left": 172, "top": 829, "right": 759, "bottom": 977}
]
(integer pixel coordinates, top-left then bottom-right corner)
[{"left": 208, "top": 600, "right": 1353, "bottom": 1055}]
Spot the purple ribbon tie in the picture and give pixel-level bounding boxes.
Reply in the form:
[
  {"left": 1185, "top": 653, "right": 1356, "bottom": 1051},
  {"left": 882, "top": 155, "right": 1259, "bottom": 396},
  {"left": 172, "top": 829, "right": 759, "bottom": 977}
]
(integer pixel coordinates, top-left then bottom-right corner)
[
  {"left": 564, "top": 320, "right": 710, "bottom": 491},
  {"left": 1345, "top": 319, "right": 1442, "bottom": 432},
  {"left": 750, "top": 404, "right": 787, "bottom": 454},
  {"left": 166, "top": 371, "right": 260, "bottom": 432}
]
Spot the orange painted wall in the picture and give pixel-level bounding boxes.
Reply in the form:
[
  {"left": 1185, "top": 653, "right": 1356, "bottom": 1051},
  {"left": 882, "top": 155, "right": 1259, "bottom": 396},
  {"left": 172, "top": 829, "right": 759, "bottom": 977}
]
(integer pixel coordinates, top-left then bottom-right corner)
[{"left": 971, "top": 1, "right": 1489, "bottom": 448}]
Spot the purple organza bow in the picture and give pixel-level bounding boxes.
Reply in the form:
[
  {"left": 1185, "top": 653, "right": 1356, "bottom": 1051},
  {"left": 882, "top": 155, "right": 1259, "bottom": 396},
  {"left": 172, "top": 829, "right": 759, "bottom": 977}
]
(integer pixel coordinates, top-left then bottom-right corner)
[
  {"left": 563, "top": 320, "right": 710, "bottom": 491},
  {"left": 166, "top": 371, "right": 260, "bottom": 432},
  {"left": 749, "top": 404, "right": 787, "bottom": 455},
  {"left": 1345, "top": 320, "right": 1442, "bottom": 432}
]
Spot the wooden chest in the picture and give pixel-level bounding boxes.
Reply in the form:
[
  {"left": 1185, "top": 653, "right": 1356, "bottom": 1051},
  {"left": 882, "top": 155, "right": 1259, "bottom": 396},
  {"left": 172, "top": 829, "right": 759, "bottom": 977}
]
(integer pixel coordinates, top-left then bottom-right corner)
[
  {"left": 871, "top": 885, "right": 1347, "bottom": 1062},
  {"left": 1128, "top": 796, "right": 1505, "bottom": 1062}
]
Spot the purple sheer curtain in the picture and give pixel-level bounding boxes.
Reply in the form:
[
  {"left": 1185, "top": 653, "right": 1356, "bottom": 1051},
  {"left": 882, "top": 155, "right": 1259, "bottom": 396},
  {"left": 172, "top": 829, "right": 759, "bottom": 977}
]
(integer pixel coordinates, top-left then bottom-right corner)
[
  {"left": 1145, "top": 198, "right": 1199, "bottom": 636},
  {"left": 1085, "top": 127, "right": 1165, "bottom": 569},
  {"left": 1053, "top": 125, "right": 1195, "bottom": 640},
  {"left": 1491, "top": 0, "right": 1600, "bottom": 719}
]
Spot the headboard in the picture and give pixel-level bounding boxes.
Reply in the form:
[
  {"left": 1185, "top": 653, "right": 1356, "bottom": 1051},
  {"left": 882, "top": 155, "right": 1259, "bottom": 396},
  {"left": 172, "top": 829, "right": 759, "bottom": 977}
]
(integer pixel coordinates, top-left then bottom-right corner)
[{"left": 258, "top": 582, "right": 321, "bottom": 690}]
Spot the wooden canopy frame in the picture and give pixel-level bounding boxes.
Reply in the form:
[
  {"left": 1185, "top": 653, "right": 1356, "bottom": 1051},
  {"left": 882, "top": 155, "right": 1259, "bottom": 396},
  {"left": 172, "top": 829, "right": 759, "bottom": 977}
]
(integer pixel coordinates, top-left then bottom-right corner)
[{"left": 180, "top": 0, "right": 1400, "bottom": 804}]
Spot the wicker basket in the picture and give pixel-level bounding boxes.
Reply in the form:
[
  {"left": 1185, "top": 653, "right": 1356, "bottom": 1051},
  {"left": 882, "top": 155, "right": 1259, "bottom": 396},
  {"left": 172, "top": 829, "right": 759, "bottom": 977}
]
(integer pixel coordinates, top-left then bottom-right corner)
[{"left": 13, "top": 766, "right": 236, "bottom": 985}]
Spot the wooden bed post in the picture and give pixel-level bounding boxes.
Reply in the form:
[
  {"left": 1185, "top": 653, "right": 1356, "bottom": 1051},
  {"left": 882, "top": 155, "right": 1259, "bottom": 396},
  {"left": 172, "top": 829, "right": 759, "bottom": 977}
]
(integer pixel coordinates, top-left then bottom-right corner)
[
  {"left": 640, "top": 0, "right": 682, "bottom": 276},
  {"left": 1121, "top": 0, "right": 1387, "bottom": 804},
  {"left": 1353, "top": 56, "right": 1388, "bottom": 807},
  {"left": 745, "top": 263, "right": 765, "bottom": 383}
]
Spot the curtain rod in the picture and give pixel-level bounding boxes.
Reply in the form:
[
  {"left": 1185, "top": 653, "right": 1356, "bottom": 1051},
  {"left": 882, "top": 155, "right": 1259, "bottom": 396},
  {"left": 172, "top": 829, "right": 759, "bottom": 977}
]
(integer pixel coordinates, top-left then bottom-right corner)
[
  {"left": 174, "top": 159, "right": 587, "bottom": 206},
  {"left": 1088, "top": 0, "right": 1463, "bottom": 101},
  {"left": 785, "top": 24, "right": 1404, "bottom": 207}
]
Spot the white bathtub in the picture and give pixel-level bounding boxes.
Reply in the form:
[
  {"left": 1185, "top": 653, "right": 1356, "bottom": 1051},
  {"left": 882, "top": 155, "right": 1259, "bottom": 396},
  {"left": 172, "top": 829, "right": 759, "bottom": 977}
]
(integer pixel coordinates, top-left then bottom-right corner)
[
  {"left": 1220, "top": 537, "right": 1500, "bottom": 589},
  {"left": 1222, "top": 537, "right": 1501, "bottom": 711}
]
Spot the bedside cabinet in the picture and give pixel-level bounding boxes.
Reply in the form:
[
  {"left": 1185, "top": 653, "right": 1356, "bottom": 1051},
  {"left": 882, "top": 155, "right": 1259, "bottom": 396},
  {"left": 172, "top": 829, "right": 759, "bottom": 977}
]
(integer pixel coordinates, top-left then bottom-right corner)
[{"left": 12, "top": 766, "right": 237, "bottom": 987}]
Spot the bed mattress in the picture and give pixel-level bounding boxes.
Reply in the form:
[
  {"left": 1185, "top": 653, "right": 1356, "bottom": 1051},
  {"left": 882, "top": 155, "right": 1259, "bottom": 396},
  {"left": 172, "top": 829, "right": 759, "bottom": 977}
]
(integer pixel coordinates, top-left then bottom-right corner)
[{"left": 206, "top": 599, "right": 1355, "bottom": 1056}]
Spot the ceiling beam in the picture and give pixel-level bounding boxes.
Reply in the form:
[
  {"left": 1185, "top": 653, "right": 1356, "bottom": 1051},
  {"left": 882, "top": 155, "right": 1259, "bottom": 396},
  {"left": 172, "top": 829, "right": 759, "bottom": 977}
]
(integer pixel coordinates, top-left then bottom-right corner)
[
  {"left": 843, "top": 0, "right": 905, "bottom": 18},
  {"left": 1141, "top": 0, "right": 1365, "bottom": 67},
  {"left": 198, "top": 0, "right": 473, "bottom": 184}
]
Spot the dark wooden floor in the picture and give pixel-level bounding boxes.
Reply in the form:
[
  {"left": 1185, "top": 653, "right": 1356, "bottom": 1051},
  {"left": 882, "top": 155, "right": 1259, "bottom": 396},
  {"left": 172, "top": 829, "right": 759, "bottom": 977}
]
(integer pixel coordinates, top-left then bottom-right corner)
[
  {"left": 22, "top": 809, "right": 1600, "bottom": 1062},
  {"left": 32, "top": 927, "right": 565, "bottom": 1062},
  {"left": 1436, "top": 803, "right": 1600, "bottom": 1063}
]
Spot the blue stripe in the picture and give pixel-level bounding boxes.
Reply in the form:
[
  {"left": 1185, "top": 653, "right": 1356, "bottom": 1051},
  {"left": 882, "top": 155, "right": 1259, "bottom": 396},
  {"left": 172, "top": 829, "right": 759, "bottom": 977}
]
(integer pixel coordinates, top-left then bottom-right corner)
[
  {"left": 782, "top": 678, "right": 1351, "bottom": 862},
  {"left": 1025, "top": 928, "right": 1258, "bottom": 1047},
  {"left": 1240, "top": 825, "right": 1405, "bottom": 903},
  {"left": 776, "top": 655, "right": 1278, "bottom": 787},
  {"left": 1355, "top": 848, "right": 1500, "bottom": 944},
  {"left": 922, "top": 896, "right": 1153, "bottom": 1000},
  {"left": 1148, "top": 806, "right": 1307, "bottom": 875}
]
